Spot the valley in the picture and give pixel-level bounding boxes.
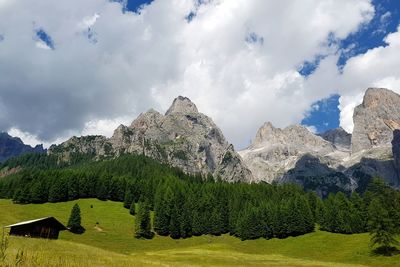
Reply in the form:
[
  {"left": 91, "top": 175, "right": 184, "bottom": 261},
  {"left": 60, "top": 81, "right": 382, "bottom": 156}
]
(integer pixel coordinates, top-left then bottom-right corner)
[{"left": 1, "top": 198, "right": 399, "bottom": 267}]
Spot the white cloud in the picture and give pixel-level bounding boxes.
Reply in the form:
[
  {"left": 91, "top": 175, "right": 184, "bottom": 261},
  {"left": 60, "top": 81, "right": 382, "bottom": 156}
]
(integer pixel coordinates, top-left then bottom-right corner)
[
  {"left": 309, "top": 26, "right": 400, "bottom": 133},
  {"left": 35, "top": 40, "right": 52, "bottom": 50},
  {"left": 0, "top": 0, "right": 375, "bottom": 149},
  {"left": 305, "top": 125, "right": 317, "bottom": 134}
]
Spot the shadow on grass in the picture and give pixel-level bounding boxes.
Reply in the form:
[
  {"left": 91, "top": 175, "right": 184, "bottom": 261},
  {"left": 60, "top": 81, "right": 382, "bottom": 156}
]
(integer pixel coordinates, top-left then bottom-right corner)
[
  {"left": 371, "top": 246, "right": 400, "bottom": 256},
  {"left": 69, "top": 226, "right": 86, "bottom": 235}
]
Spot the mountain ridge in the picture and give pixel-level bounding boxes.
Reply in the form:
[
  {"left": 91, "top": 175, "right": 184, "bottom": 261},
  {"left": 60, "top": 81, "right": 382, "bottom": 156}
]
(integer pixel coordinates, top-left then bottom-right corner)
[
  {"left": 0, "top": 132, "right": 45, "bottom": 162},
  {"left": 49, "top": 96, "right": 253, "bottom": 183}
]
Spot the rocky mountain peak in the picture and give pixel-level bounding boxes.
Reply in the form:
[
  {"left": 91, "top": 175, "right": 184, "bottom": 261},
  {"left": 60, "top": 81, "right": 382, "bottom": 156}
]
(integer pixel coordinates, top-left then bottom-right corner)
[
  {"left": 362, "top": 88, "right": 399, "bottom": 109},
  {"left": 0, "top": 132, "right": 46, "bottom": 162},
  {"left": 351, "top": 88, "right": 400, "bottom": 153},
  {"left": 50, "top": 96, "right": 253, "bottom": 183},
  {"left": 319, "top": 127, "right": 351, "bottom": 151},
  {"left": 240, "top": 122, "right": 336, "bottom": 183},
  {"left": 251, "top": 122, "right": 330, "bottom": 149},
  {"left": 165, "top": 96, "right": 198, "bottom": 115},
  {"left": 252, "top": 122, "right": 276, "bottom": 147}
]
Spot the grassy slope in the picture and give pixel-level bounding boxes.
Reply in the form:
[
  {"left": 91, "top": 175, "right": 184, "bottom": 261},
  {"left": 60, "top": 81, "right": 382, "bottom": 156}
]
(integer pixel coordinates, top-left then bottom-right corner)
[{"left": 0, "top": 199, "right": 399, "bottom": 267}]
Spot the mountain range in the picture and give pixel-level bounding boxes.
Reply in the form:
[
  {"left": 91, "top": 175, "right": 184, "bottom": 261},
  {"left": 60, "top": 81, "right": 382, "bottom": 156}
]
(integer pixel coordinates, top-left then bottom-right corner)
[
  {"left": 0, "top": 132, "right": 45, "bottom": 162},
  {"left": 2, "top": 87, "right": 400, "bottom": 195}
]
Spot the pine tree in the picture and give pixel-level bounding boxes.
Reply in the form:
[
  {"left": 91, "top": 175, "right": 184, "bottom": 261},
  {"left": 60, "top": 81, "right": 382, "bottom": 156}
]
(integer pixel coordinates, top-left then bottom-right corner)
[
  {"left": 67, "top": 203, "right": 85, "bottom": 234},
  {"left": 123, "top": 188, "right": 133, "bottom": 209},
  {"left": 30, "top": 181, "right": 47, "bottom": 203},
  {"left": 48, "top": 177, "right": 68, "bottom": 202},
  {"left": 67, "top": 175, "right": 80, "bottom": 200},
  {"left": 129, "top": 202, "right": 136, "bottom": 215},
  {"left": 236, "top": 206, "right": 265, "bottom": 240},
  {"left": 134, "top": 201, "right": 153, "bottom": 239},
  {"left": 315, "top": 197, "right": 327, "bottom": 229},
  {"left": 180, "top": 194, "right": 193, "bottom": 238},
  {"left": 169, "top": 200, "right": 181, "bottom": 239},
  {"left": 153, "top": 185, "right": 172, "bottom": 236},
  {"left": 368, "top": 198, "right": 399, "bottom": 253}
]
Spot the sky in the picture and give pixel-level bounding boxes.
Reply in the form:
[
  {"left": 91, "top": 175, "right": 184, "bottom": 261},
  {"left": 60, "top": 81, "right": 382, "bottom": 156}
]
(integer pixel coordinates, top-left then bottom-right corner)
[{"left": 0, "top": 0, "right": 400, "bottom": 150}]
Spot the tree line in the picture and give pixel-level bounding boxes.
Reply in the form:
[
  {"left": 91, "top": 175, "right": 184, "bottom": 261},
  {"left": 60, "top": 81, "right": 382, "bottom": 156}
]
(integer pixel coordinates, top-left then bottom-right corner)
[
  {"left": 1, "top": 153, "right": 400, "bottom": 248},
  {"left": 0, "top": 153, "right": 316, "bottom": 240}
]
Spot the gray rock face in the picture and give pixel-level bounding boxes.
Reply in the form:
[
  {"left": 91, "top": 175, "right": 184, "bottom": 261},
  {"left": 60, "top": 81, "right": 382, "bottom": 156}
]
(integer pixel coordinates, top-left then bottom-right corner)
[
  {"left": 239, "top": 122, "right": 337, "bottom": 183},
  {"left": 49, "top": 96, "right": 253, "bottom": 183},
  {"left": 281, "top": 154, "right": 352, "bottom": 198},
  {"left": 0, "top": 132, "right": 45, "bottom": 162},
  {"left": 351, "top": 88, "right": 400, "bottom": 153},
  {"left": 319, "top": 128, "right": 351, "bottom": 151},
  {"left": 241, "top": 88, "right": 400, "bottom": 192},
  {"left": 393, "top": 129, "right": 400, "bottom": 177}
]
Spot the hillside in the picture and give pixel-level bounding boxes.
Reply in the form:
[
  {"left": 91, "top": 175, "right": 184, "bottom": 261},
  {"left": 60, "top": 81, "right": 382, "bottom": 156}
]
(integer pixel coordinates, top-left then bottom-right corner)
[{"left": 1, "top": 198, "right": 399, "bottom": 267}]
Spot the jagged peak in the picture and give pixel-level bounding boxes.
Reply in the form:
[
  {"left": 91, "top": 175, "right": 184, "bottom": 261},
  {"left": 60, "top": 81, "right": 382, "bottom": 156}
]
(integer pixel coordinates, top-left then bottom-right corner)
[
  {"left": 320, "top": 127, "right": 350, "bottom": 135},
  {"left": 165, "top": 96, "right": 198, "bottom": 115},
  {"left": 284, "top": 124, "right": 311, "bottom": 132},
  {"left": 362, "top": 87, "right": 400, "bottom": 108},
  {"left": 252, "top": 122, "right": 326, "bottom": 147}
]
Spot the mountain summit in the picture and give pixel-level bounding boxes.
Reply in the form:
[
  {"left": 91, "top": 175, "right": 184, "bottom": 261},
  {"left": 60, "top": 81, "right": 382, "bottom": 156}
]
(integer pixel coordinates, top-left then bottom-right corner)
[
  {"left": 240, "top": 87, "right": 400, "bottom": 194},
  {"left": 50, "top": 96, "right": 253, "bottom": 183},
  {"left": 351, "top": 88, "right": 400, "bottom": 153},
  {"left": 165, "top": 96, "right": 199, "bottom": 115},
  {"left": 0, "top": 132, "right": 45, "bottom": 162}
]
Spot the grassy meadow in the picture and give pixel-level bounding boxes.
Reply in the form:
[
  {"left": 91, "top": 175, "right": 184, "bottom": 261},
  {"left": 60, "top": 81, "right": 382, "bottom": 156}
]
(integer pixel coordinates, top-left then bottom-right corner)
[{"left": 0, "top": 198, "right": 399, "bottom": 267}]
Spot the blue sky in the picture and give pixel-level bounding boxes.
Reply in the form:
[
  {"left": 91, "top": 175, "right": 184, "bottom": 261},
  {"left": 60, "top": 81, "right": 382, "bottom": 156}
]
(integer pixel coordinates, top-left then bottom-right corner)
[
  {"left": 126, "top": 0, "right": 153, "bottom": 12},
  {"left": 300, "top": 0, "right": 400, "bottom": 133},
  {"left": 124, "top": 0, "right": 400, "bottom": 135},
  {"left": 2, "top": 0, "right": 400, "bottom": 148}
]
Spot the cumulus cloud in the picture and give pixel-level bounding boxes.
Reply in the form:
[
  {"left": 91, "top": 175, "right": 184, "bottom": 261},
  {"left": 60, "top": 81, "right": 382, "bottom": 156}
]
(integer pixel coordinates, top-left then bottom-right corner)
[
  {"left": 307, "top": 27, "right": 400, "bottom": 133},
  {"left": 0, "top": 0, "right": 376, "bottom": 148}
]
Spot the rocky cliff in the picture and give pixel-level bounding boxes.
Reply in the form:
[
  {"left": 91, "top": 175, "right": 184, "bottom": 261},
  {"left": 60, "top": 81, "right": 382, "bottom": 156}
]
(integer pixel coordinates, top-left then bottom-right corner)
[
  {"left": 0, "top": 132, "right": 45, "bottom": 162},
  {"left": 49, "top": 96, "right": 253, "bottom": 183},
  {"left": 240, "top": 88, "right": 400, "bottom": 193},
  {"left": 239, "top": 123, "right": 339, "bottom": 183},
  {"left": 351, "top": 88, "right": 400, "bottom": 153},
  {"left": 318, "top": 127, "right": 351, "bottom": 151}
]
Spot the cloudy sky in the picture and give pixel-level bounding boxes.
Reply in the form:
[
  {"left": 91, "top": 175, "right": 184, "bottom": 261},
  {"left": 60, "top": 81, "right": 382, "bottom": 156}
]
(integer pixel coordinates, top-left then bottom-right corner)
[{"left": 0, "top": 0, "right": 399, "bottom": 149}]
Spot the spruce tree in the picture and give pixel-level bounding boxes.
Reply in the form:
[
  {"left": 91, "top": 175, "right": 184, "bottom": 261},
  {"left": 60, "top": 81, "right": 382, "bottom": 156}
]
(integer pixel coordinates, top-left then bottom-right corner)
[
  {"left": 236, "top": 206, "right": 265, "bottom": 240},
  {"left": 123, "top": 189, "right": 133, "bottom": 209},
  {"left": 129, "top": 202, "right": 136, "bottom": 215},
  {"left": 67, "top": 203, "right": 85, "bottom": 234},
  {"left": 134, "top": 201, "right": 153, "bottom": 239},
  {"left": 153, "top": 185, "right": 172, "bottom": 236},
  {"left": 180, "top": 194, "right": 193, "bottom": 238},
  {"left": 368, "top": 198, "right": 399, "bottom": 253},
  {"left": 169, "top": 201, "right": 181, "bottom": 239}
]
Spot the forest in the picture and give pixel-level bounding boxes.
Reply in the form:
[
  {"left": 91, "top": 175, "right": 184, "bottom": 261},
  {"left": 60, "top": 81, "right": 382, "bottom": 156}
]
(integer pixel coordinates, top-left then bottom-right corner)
[{"left": 0, "top": 153, "right": 399, "bottom": 243}]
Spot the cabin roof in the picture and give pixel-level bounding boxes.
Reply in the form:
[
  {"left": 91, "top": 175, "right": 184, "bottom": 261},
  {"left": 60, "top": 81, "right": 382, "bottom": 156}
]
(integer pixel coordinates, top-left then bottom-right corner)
[{"left": 4, "top": 217, "right": 67, "bottom": 230}]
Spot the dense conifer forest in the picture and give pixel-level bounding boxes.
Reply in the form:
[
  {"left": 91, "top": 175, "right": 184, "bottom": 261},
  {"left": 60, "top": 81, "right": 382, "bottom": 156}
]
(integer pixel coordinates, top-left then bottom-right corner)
[{"left": 0, "top": 153, "right": 399, "bottom": 242}]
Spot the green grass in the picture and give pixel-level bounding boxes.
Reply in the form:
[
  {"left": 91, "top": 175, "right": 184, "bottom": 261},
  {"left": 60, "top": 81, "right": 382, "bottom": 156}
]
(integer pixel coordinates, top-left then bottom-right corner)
[{"left": 1, "top": 198, "right": 399, "bottom": 266}]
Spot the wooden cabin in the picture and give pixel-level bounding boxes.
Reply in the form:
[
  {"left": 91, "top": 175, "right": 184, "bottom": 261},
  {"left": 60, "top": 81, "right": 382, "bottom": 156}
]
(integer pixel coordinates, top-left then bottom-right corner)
[{"left": 5, "top": 217, "right": 67, "bottom": 239}]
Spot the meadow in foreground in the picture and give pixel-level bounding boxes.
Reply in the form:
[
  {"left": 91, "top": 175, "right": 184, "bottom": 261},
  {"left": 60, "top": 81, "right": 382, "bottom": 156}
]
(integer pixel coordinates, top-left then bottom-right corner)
[{"left": 1, "top": 198, "right": 399, "bottom": 267}]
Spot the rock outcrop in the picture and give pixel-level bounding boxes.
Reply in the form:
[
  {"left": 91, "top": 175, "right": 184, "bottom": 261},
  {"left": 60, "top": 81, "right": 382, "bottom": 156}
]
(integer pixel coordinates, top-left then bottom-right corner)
[
  {"left": 281, "top": 154, "right": 352, "bottom": 197},
  {"left": 49, "top": 96, "right": 253, "bottom": 183},
  {"left": 239, "top": 123, "right": 338, "bottom": 183},
  {"left": 351, "top": 88, "right": 400, "bottom": 153},
  {"left": 0, "top": 132, "right": 45, "bottom": 162},
  {"left": 240, "top": 88, "right": 400, "bottom": 193},
  {"left": 319, "top": 127, "right": 351, "bottom": 151}
]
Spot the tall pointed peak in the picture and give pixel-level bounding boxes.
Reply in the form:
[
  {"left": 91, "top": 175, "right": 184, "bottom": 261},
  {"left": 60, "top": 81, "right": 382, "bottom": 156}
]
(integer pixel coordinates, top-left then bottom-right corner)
[
  {"left": 165, "top": 96, "right": 198, "bottom": 115},
  {"left": 252, "top": 121, "right": 278, "bottom": 146}
]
